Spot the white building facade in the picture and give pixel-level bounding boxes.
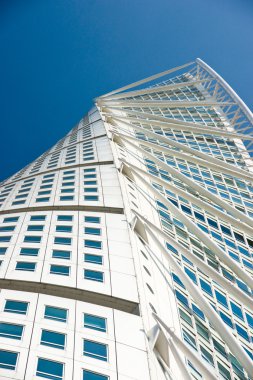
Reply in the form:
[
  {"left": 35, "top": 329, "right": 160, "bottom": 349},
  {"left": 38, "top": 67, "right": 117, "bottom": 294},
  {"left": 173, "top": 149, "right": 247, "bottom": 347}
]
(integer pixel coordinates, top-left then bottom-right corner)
[{"left": 0, "top": 59, "right": 253, "bottom": 380}]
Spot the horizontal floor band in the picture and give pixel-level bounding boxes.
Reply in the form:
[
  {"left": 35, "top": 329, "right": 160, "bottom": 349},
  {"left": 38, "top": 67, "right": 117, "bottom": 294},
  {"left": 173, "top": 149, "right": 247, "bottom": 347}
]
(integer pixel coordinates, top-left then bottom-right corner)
[
  {"left": 0, "top": 205, "right": 124, "bottom": 215},
  {"left": 0, "top": 279, "right": 140, "bottom": 315},
  {"left": 2, "top": 157, "right": 113, "bottom": 187}
]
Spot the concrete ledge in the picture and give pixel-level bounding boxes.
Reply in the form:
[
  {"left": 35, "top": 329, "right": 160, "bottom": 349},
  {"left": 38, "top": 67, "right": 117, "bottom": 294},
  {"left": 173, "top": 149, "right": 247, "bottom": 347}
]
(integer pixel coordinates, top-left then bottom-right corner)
[{"left": 0, "top": 279, "right": 140, "bottom": 315}]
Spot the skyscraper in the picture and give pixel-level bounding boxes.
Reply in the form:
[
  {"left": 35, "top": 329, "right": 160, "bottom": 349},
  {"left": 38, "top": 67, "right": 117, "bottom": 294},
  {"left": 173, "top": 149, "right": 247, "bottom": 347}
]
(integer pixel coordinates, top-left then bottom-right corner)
[{"left": 0, "top": 58, "right": 253, "bottom": 380}]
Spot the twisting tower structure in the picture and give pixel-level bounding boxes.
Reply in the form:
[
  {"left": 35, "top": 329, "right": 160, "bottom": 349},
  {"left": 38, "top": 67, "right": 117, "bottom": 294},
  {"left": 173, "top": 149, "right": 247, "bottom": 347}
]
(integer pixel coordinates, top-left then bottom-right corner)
[{"left": 0, "top": 59, "right": 253, "bottom": 379}]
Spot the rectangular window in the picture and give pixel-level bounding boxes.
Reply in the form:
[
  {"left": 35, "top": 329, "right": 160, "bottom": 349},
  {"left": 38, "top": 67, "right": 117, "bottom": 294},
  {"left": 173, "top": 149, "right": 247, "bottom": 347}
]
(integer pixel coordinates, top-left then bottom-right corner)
[
  {"left": 84, "top": 188, "right": 97, "bottom": 193},
  {"left": 30, "top": 215, "right": 46, "bottom": 221},
  {"left": 0, "top": 226, "right": 15, "bottom": 232},
  {"left": 50, "top": 265, "right": 70, "bottom": 276},
  {"left": 83, "top": 339, "right": 108, "bottom": 361},
  {"left": 84, "top": 269, "right": 104, "bottom": 282},
  {"left": 57, "top": 215, "right": 73, "bottom": 221},
  {"left": 44, "top": 306, "right": 67, "bottom": 323},
  {"left": 0, "top": 236, "right": 11, "bottom": 242},
  {"left": 27, "top": 225, "right": 44, "bottom": 231},
  {"left": 0, "top": 322, "right": 23, "bottom": 340},
  {"left": 60, "top": 196, "right": 74, "bottom": 201},
  {"left": 61, "top": 188, "right": 74, "bottom": 193},
  {"left": 41, "top": 330, "right": 65, "bottom": 349},
  {"left": 84, "top": 195, "right": 99, "bottom": 201},
  {"left": 0, "top": 247, "right": 7, "bottom": 255},
  {"left": 0, "top": 349, "right": 18, "bottom": 370},
  {"left": 84, "top": 240, "right": 102, "bottom": 249},
  {"left": 55, "top": 226, "right": 72, "bottom": 233},
  {"left": 52, "top": 250, "right": 71, "bottom": 260},
  {"left": 36, "top": 197, "right": 50, "bottom": 202},
  {"left": 54, "top": 237, "right": 71, "bottom": 245},
  {"left": 83, "top": 370, "right": 108, "bottom": 380},
  {"left": 84, "top": 254, "right": 103, "bottom": 265},
  {"left": 4, "top": 300, "right": 28, "bottom": 315},
  {"left": 3, "top": 217, "right": 19, "bottom": 223},
  {"left": 84, "top": 227, "right": 101, "bottom": 236},
  {"left": 23, "top": 235, "right": 41, "bottom": 243},
  {"left": 84, "top": 314, "right": 106, "bottom": 332},
  {"left": 16, "top": 261, "right": 36, "bottom": 271},
  {"left": 84, "top": 216, "right": 100, "bottom": 224},
  {"left": 20, "top": 247, "right": 39, "bottom": 256},
  {"left": 36, "top": 358, "right": 64, "bottom": 380}
]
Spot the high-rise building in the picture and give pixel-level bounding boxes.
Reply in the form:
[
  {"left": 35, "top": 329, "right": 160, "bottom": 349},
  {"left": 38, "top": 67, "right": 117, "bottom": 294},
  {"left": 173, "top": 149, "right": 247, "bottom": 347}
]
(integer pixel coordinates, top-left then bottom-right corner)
[{"left": 0, "top": 58, "right": 253, "bottom": 380}]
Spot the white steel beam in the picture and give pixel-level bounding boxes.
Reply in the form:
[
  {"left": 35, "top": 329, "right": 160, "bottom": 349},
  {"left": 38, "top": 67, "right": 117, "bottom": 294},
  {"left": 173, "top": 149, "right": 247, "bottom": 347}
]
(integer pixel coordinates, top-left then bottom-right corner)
[
  {"left": 118, "top": 130, "right": 253, "bottom": 181},
  {"left": 153, "top": 315, "right": 218, "bottom": 380},
  {"left": 132, "top": 208, "right": 253, "bottom": 312},
  {"left": 102, "top": 79, "right": 211, "bottom": 101},
  {"left": 100, "top": 99, "right": 235, "bottom": 108},
  {"left": 98, "top": 61, "right": 195, "bottom": 99},
  {"left": 123, "top": 161, "right": 253, "bottom": 237},
  {"left": 120, "top": 161, "right": 253, "bottom": 290},
  {"left": 108, "top": 113, "right": 251, "bottom": 141},
  {"left": 108, "top": 117, "right": 253, "bottom": 180},
  {"left": 115, "top": 134, "right": 253, "bottom": 231},
  {"left": 135, "top": 219, "right": 253, "bottom": 376}
]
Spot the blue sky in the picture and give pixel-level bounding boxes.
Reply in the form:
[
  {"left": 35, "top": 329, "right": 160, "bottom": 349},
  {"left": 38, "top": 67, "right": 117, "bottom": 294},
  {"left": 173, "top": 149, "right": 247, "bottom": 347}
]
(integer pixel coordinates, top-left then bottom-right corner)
[{"left": 0, "top": 0, "right": 252, "bottom": 181}]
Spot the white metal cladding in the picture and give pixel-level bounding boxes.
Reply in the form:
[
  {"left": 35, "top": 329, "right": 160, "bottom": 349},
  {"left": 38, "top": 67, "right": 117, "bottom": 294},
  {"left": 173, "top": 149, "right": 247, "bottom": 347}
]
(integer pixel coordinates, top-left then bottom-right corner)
[{"left": 0, "top": 59, "right": 253, "bottom": 380}]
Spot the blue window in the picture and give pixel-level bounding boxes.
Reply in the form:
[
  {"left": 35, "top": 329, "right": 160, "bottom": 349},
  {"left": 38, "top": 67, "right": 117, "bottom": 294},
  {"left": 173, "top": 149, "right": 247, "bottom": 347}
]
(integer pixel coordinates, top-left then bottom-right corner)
[
  {"left": 41, "top": 330, "right": 65, "bottom": 349},
  {"left": 199, "top": 279, "right": 213, "bottom": 296},
  {"left": 24, "top": 235, "right": 41, "bottom": 243},
  {"left": 84, "top": 168, "right": 96, "bottom": 173},
  {"left": 4, "top": 300, "right": 28, "bottom": 315},
  {"left": 84, "top": 269, "right": 104, "bottom": 282},
  {"left": 83, "top": 339, "right": 108, "bottom": 361},
  {"left": 84, "top": 254, "right": 103, "bottom": 265},
  {"left": 50, "top": 265, "right": 70, "bottom": 276},
  {"left": 215, "top": 290, "right": 228, "bottom": 308},
  {"left": 235, "top": 324, "right": 250, "bottom": 341},
  {"left": 56, "top": 226, "right": 72, "bottom": 233},
  {"left": 230, "top": 301, "right": 244, "bottom": 320},
  {"left": 85, "top": 240, "right": 102, "bottom": 249},
  {"left": 3, "top": 217, "right": 19, "bottom": 223},
  {"left": 207, "top": 218, "right": 218, "bottom": 229},
  {"left": 36, "top": 197, "right": 50, "bottom": 202},
  {"left": 219, "top": 311, "right": 233, "bottom": 328},
  {"left": 85, "top": 196, "right": 99, "bottom": 201},
  {"left": 57, "top": 215, "right": 73, "bottom": 221},
  {"left": 0, "top": 349, "right": 18, "bottom": 370},
  {"left": 45, "top": 306, "right": 67, "bottom": 322},
  {"left": 62, "top": 181, "right": 74, "bottom": 187},
  {"left": 83, "top": 369, "right": 108, "bottom": 380},
  {"left": 36, "top": 358, "right": 64, "bottom": 380},
  {"left": 84, "top": 314, "right": 106, "bottom": 332},
  {"left": 84, "top": 227, "right": 101, "bottom": 236},
  {"left": 0, "top": 322, "right": 23, "bottom": 340},
  {"left": 27, "top": 225, "right": 44, "bottom": 231},
  {"left": 52, "top": 250, "right": 71, "bottom": 260},
  {"left": 0, "top": 236, "right": 11, "bottom": 242},
  {"left": 184, "top": 267, "right": 197, "bottom": 284},
  {"left": 30, "top": 215, "right": 46, "bottom": 221},
  {"left": 175, "top": 290, "right": 188, "bottom": 307},
  {"left": 85, "top": 216, "right": 100, "bottom": 224},
  {"left": 246, "top": 313, "right": 253, "bottom": 328},
  {"left": 20, "top": 247, "right": 39, "bottom": 256},
  {"left": 54, "top": 237, "right": 71, "bottom": 245},
  {"left": 61, "top": 188, "right": 74, "bottom": 193},
  {"left": 0, "top": 247, "right": 7, "bottom": 255},
  {"left": 60, "top": 196, "right": 74, "bottom": 201},
  {"left": 0, "top": 226, "right": 15, "bottom": 232},
  {"left": 16, "top": 261, "right": 36, "bottom": 271},
  {"left": 192, "top": 304, "right": 205, "bottom": 320}
]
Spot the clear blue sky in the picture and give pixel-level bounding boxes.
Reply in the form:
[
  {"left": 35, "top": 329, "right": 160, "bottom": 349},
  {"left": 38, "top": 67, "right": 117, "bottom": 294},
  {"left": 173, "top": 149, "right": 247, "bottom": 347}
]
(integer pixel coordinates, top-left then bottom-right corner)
[{"left": 0, "top": 0, "right": 252, "bottom": 181}]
